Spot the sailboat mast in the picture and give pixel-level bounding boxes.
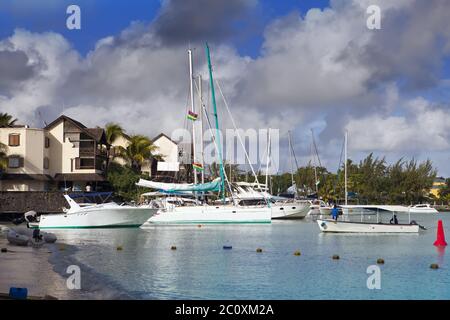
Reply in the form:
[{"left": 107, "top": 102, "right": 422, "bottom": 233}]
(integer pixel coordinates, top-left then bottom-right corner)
[
  {"left": 198, "top": 74, "right": 205, "bottom": 184},
  {"left": 188, "top": 49, "right": 197, "bottom": 185},
  {"left": 206, "top": 43, "right": 226, "bottom": 201},
  {"left": 288, "top": 131, "right": 295, "bottom": 187},
  {"left": 265, "top": 129, "right": 271, "bottom": 189},
  {"left": 344, "top": 130, "right": 348, "bottom": 205}
]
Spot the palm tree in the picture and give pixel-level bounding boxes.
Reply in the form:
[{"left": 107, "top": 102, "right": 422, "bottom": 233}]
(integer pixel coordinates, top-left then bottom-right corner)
[
  {"left": 104, "top": 122, "right": 126, "bottom": 171},
  {"left": 0, "top": 113, "right": 18, "bottom": 127},
  {"left": 0, "top": 142, "right": 8, "bottom": 172},
  {"left": 116, "top": 135, "right": 157, "bottom": 172}
]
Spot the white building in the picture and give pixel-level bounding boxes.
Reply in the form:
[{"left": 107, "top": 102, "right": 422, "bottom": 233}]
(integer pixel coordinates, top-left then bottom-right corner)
[{"left": 0, "top": 115, "right": 108, "bottom": 191}]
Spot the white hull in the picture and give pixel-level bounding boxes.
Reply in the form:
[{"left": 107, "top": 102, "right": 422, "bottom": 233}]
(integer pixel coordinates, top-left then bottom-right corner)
[
  {"left": 271, "top": 203, "right": 310, "bottom": 219},
  {"left": 34, "top": 206, "right": 156, "bottom": 229},
  {"left": 142, "top": 205, "right": 271, "bottom": 225},
  {"left": 317, "top": 219, "right": 420, "bottom": 233},
  {"left": 319, "top": 207, "right": 333, "bottom": 216},
  {"left": 408, "top": 207, "right": 438, "bottom": 214}
]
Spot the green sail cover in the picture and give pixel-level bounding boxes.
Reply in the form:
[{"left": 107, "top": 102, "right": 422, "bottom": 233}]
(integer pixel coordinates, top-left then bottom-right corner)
[{"left": 136, "top": 178, "right": 221, "bottom": 193}]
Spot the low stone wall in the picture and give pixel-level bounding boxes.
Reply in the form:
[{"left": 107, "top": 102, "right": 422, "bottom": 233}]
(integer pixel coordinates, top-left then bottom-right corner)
[{"left": 0, "top": 192, "right": 67, "bottom": 218}]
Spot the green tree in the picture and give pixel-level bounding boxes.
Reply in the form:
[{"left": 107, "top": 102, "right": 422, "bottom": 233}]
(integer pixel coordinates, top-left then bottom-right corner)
[
  {"left": 106, "top": 162, "right": 146, "bottom": 201},
  {"left": 104, "top": 122, "right": 126, "bottom": 171},
  {"left": 0, "top": 142, "right": 8, "bottom": 171},
  {"left": 116, "top": 135, "right": 157, "bottom": 172},
  {"left": 0, "top": 113, "right": 18, "bottom": 127}
]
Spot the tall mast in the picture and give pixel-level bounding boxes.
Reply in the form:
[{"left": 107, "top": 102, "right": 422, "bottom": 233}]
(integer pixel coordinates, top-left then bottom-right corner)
[
  {"left": 265, "top": 129, "right": 271, "bottom": 189},
  {"left": 197, "top": 74, "right": 205, "bottom": 184},
  {"left": 288, "top": 131, "right": 295, "bottom": 187},
  {"left": 188, "top": 49, "right": 197, "bottom": 185},
  {"left": 311, "top": 130, "right": 319, "bottom": 196},
  {"left": 206, "top": 43, "right": 226, "bottom": 201},
  {"left": 344, "top": 130, "right": 348, "bottom": 205}
]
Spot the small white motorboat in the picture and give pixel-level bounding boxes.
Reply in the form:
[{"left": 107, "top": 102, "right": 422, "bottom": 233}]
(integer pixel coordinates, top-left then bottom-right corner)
[
  {"left": 408, "top": 204, "right": 438, "bottom": 214},
  {"left": 317, "top": 219, "right": 420, "bottom": 233}
]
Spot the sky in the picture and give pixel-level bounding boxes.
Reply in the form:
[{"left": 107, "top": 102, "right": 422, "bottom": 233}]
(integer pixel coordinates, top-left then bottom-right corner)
[{"left": 1, "top": 0, "right": 450, "bottom": 176}]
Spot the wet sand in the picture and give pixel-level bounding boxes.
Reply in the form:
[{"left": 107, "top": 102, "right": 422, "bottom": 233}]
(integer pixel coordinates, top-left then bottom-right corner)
[{"left": 0, "top": 228, "right": 71, "bottom": 299}]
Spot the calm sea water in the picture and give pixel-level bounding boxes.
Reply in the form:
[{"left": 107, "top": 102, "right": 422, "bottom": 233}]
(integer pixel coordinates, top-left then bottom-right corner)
[{"left": 52, "top": 213, "right": 450, "bottom": 299}]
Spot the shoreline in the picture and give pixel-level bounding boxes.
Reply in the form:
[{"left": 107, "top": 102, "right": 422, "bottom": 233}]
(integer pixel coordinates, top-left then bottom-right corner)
[{"left": 1, "top": 225, "right": 131, "bottom": 300}]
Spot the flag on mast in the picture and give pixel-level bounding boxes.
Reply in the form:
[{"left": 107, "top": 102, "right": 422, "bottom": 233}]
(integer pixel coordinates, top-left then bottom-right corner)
[
  {"left": 193, "top": 162, "right": 204, "bottom": 171},
  {"left": 187, "top": 110, "right": 198, "bottom": 121}
]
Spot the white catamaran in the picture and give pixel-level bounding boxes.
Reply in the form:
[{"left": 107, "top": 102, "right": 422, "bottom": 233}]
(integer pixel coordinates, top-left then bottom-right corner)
[{"left": 138, "top": 44, "right": 271, "bottom": 225}]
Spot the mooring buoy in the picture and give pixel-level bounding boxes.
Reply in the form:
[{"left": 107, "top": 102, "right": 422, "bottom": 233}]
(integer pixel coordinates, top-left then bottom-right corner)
[
  {"left": 223, "top": 245, "right": 232, "bottom": 250},
  {"left": 294, "top": 251, "right": 301, "bottom": 256},
  {"left": 256, "top": 248, "right": 263, "bottom": 253},
  {"left": 430, "top": 263, "right": 439, "bottom": 269},
  {"left": 116, "top": 246, "right": 123, "bottom": 251},
  {"left": 377, "top": 258, "right": 385, "bottom": 264},
  {"left": 332, "top": 254, "right": 340, "bottom": 260},
  {"left": 171, "top": 246, "right": 177, "bottom": 250}
]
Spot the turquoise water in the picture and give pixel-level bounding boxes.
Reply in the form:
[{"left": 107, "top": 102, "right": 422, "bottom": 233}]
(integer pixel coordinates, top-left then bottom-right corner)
[{"left": 52, "top": 213, "right": 450, "bottom": 299}]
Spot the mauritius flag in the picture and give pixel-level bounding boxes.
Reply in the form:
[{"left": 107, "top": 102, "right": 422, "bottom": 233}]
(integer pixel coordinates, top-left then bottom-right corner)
[
  {"left": 193, "top": 162, "right": 204, "bottom": 171},
  {"left": 187, "top": 110, "right": 198, "bottom": 121}
]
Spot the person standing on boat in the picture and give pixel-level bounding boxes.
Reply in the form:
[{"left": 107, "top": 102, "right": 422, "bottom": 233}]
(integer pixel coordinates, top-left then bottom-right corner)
[
  {"left": 331, "top": 204, "right": 339, "bottom": 221},
  {"left": 390, "top": 214, "right": 399, "bottom": 225}
]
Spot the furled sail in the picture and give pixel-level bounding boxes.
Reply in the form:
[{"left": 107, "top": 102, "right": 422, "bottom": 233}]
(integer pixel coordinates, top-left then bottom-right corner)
[{"left": 136, "top": 178, "right": 221, "bottom": 192}]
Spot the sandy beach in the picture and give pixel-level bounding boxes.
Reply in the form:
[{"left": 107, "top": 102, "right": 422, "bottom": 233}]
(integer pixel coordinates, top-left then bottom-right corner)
[{"left": 0, "top": 225, "right": 72, "bottom": 299}]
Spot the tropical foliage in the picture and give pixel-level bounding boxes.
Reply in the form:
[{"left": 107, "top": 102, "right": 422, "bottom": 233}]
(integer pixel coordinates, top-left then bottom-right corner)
[
  {"left": 106, "top": 162, "right": 148, "bottom": 201},
  {"left": 104, "top": 122, "right": 126, "bottom": 170},
  {"left": 0, "top": 142, "right": 8, "bottom": 171},
  {"left": 115, "top": 134, "right": 157, "bottom": 172},
  {"left": 0, "top": 113, "right": 18, "bottom": 127}
]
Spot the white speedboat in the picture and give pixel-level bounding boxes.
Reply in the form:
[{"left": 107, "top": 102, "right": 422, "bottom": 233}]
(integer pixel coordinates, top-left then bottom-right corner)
[
  {"left": 28, "top": 195, "right": 157, "bottom": 229},
  {"left": 408, "top": 204, "right": 438, "bottom": 214},
  {"left": 317, "top": 219, "right": 420, "bottom": 233}
]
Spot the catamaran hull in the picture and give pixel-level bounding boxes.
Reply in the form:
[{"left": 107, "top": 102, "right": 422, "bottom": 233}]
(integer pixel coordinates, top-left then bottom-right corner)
[
  {"left": 32, "top": 208, "right": 157, "bottom": 229},
  {"left": 317, "top": 219, "right": 420, "bottom": 233},
  {"left": 271, "top": 203, "right": 310, "bottom": 219},
  {"left": 142, "top": 206, "right": 272, "bottom": 225}
]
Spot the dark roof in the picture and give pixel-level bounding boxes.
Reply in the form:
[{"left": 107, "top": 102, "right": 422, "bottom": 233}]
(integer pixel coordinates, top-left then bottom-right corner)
[
  {"left": 152, "top": 133, "right": 177, "bottom": 145},
  {"left": 53, "top": 173, "right": 106, "bottom": 182},
  {"left": 44, "top": 115, "right": 107, "bottom": 144},
  {"left": 85, "top": 128, "right": 107, "bottom": 144},
  {"left": 45, "top": 115, "right": 86, "bottom": 130},
  {"left": 0, "top": 174, "right": 52, "bottom": 181}
]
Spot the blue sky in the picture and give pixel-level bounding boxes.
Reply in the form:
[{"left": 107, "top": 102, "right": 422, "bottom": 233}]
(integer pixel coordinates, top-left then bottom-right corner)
[{"left": 0, "top": 0, "right": 330, "bottom": 57}]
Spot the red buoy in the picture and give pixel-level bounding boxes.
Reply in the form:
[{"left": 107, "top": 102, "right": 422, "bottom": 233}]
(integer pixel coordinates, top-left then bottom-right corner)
[{"left": 433, "top": 220, "right": 447, "bottom": 247}]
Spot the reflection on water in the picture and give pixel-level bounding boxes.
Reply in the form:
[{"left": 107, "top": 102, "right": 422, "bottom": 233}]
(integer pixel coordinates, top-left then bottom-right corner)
[{"left": 51, "top": 214, "right": 450, "bottom": 299}]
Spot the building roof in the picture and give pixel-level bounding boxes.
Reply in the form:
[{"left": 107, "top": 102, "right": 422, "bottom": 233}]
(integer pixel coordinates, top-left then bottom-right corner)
[
  {"left": 45, "top": 115, "right": 107, "bottom": 144},
  {"left": 153, "top": 133, "right": 177, "bottom": 145},
  {"left": 53, "top": 173, "right": 106, "bottom": 182}
]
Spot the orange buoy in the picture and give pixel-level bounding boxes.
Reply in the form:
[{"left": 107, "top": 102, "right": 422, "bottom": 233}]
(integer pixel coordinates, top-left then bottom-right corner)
[{"left": 433, "top": 220, "right": 447, "bottom": 247}]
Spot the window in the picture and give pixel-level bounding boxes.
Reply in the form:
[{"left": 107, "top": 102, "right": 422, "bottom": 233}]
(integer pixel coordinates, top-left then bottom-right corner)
[
  {"left": 75, "top": 157, "right": 95, "bottom": 169},
  {"left": 44, "top": 157, "right": 50, "bottom": 169},
  {"left": 45, "top": 137, "right": 50, "bottom": 148},
  {"left": 8, "top": 156, "right": 23, "bottom": 168},
  {"left": 8, "top": 134, "right": 20, "bottom": 147}
]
